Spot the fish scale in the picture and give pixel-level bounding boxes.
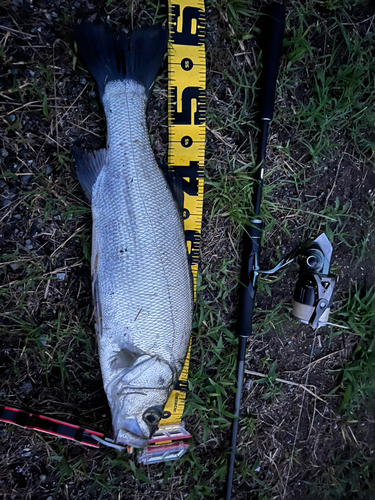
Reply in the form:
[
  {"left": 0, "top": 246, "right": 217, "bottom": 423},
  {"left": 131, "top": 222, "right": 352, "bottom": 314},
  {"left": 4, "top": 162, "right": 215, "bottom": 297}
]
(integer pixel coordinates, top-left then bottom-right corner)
[
  {"left": 93, "top": 81, "right": 192, "bottom": 444},
  {"left": 96, "top": 80, "right": 191, "bottom": 357}
]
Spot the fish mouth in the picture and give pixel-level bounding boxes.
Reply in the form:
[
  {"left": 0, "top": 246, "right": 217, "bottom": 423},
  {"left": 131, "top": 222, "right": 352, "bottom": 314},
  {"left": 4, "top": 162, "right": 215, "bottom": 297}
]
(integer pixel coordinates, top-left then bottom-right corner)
[
  {"left": 115, "top": 415, "right": 149, "bottom": 448},
  {"left": 115, "top": 428, "right": 149, "bottom": 448}
]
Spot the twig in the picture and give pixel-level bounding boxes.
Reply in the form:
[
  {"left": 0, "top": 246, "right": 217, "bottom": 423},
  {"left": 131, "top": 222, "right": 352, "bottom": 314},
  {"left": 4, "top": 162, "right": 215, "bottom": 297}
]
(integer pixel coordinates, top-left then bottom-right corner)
[
  {"left": 67, "top": 120, "right": 101, "bottom": 138},
  {"left": 324, "top": 147, "right": 347, "bottom": 209},
  {"left": 42, "top": 262, "right": 83, "bottom": 277},
  {"left": 0, "top": 92, "right": 15, "bottom": 101},
  {"left": 50, "top": 83, "right": 89, "bottom": 136},
  {"left": 44, "top": 278, "right": 51, "bottom": 299},
  {"left": 270, "top": 205, "right": 337, "bottom": 221},
  {"left": 342, "top": 14, "right": 375, "bottom": 26},
  {"left": 219, "top": 11, "right": 252, "bottom": 67},
  {"left": 53, "top": 40, "right": 60, "bottom": 154},
  {"left": 283, "top": 349, "right": 346, "bottom": 374},
  {"left": 0, "top": 261, "right": 82, "bottom": 289},
  {"left": 307, "top": 389, "right": 317, "bottom": 442},
  {"left": 50, "top": 225, "right": 85, "bottom": 258},
  {"left": 245, "top": 369, "right": 325, "bottom": 402},
  {"left": 206, "top": 125, "right": 235, "bottom": 149},
  {"left": 41, "top": 133, "right": 68, "bottom": 152},
  {"left": 6, "top": 98, "right": 60, "bottom": 115},
  {"left": 0, "top": 24, "right": 37, "bottom": 39}
]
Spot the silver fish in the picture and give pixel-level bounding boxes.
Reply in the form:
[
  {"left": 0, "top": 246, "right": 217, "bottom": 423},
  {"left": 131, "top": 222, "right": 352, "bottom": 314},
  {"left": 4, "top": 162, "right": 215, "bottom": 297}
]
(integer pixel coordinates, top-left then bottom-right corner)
[{"left": 72, "top": 23, "right": 193, "bottom": 448}]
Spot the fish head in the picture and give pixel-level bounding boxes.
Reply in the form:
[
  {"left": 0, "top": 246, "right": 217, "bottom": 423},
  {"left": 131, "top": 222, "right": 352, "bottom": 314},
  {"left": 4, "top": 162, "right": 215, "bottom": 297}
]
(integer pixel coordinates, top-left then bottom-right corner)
[
  {"left": 112, "top": 391, "right": 168, "bottom": 448},
  {"left": 107, "top": 350, "right": 175, "bottom": 448}
]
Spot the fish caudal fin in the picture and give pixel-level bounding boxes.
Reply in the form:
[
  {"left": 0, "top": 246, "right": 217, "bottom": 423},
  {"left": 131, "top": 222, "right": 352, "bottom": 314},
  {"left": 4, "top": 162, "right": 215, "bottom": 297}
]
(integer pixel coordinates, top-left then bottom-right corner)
[
  {"left": 127, "top": 26, "right": 168, "bottom": 96},
  {"left": 74, "top": 22, "right": 168, "bottom": 99}
]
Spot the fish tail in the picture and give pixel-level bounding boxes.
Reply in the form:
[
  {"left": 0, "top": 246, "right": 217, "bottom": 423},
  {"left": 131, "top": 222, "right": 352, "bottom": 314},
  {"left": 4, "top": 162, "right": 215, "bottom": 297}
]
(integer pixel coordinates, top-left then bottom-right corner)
[{"left": 74, "top": 22, "right": 168, "bottom": 99}]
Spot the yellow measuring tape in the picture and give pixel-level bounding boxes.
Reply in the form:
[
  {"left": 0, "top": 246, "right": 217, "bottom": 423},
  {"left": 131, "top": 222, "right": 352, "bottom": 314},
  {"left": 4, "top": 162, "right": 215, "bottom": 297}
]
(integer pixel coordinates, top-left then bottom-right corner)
[{"left": 160, "top": 0, "right": 206, "bottom": 426}]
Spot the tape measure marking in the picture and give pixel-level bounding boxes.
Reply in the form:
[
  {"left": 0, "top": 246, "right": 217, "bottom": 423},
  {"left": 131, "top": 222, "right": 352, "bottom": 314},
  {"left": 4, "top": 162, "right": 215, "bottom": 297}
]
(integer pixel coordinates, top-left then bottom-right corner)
[{"left": 161, "top": 0, "right": 206, "bottom": 426}]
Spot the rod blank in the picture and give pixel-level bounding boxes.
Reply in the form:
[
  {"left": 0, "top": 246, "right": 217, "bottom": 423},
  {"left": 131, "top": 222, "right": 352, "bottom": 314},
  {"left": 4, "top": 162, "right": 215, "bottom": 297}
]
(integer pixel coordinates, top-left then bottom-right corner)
[{"left": 259, "top": 2, "right": 286, "bottom": 121}]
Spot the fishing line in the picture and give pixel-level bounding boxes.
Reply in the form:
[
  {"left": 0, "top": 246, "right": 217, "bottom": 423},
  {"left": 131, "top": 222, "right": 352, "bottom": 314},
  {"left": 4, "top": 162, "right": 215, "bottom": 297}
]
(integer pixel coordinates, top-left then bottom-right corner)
[
  {"left": 91, "top": 434, "right": 126, "bottom": 451},
  {"left": 282, "top": 329, "right": 318, "bottom": 500}
]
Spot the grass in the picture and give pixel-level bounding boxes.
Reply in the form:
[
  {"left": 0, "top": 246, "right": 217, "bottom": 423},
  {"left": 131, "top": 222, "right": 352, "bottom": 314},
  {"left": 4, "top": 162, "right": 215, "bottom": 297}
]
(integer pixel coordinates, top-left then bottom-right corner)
[
  {"left": 0, "top": 0, "right": 374, "bottom": 499},
  {"left": 281, "top": 4, "right": 375, "bottom": 163},
  {"left": 330, "top": 286, "right": 375, "bottom": 414},
  {"left": 307, "top": 451, "right": 375, "bottom": 499},
  {"left": 209, "top": 0, "right": 258, "bottom": 29}
]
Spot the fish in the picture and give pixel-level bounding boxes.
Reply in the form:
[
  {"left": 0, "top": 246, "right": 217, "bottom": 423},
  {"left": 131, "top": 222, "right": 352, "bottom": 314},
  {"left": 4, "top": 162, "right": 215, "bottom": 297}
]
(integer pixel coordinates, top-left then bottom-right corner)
[{"left": 71, "top": 22, "right": 193, "bottom": 448}]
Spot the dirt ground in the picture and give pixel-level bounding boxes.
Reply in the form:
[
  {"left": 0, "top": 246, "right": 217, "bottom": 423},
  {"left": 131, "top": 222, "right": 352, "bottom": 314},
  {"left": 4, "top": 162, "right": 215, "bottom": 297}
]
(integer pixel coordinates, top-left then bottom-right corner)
[{"left": 0, "top": 0, "right": 375, "bottom": 499}]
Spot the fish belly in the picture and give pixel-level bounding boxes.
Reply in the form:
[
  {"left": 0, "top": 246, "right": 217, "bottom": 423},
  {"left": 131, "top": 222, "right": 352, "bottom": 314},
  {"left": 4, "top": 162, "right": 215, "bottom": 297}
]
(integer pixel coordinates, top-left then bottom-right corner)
[{"left": 92, "top": 80, "right": 192, "bottom": 394}]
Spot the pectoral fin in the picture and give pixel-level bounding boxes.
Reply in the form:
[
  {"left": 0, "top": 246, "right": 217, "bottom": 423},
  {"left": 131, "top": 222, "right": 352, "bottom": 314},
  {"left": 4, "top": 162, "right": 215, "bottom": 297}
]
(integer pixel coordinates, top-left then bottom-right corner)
[{"left": 110, "top": 346, "right": 144, "bottom": 371}]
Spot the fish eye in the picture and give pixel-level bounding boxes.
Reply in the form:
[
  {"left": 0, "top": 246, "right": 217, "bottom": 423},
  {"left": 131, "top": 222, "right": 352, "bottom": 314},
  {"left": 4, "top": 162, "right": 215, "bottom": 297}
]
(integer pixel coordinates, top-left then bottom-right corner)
[{"left": 143, "top": 406, "right": 163, "bottom": 426}]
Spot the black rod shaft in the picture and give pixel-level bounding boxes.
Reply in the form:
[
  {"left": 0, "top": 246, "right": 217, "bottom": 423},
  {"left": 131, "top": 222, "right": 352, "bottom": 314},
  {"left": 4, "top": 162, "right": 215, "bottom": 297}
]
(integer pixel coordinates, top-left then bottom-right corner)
[
  {"left": 226, "top": 337, "right": 247, "bottom": 500},
  {"left": 225, "top": 3, "right": 286, "bottom": 499},
  {"left": 254, "top": 120, "right": 270, "bottom": 216}
]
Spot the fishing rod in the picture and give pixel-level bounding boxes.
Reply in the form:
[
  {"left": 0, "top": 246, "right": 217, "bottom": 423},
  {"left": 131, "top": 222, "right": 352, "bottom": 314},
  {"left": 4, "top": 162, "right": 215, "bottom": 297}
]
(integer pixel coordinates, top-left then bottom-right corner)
[
  {"left": 226, "top": 3, "right": 337, "bottom": 498},
  {"left": 225, "top": 4, "right": 286, "bottom": 496}
]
